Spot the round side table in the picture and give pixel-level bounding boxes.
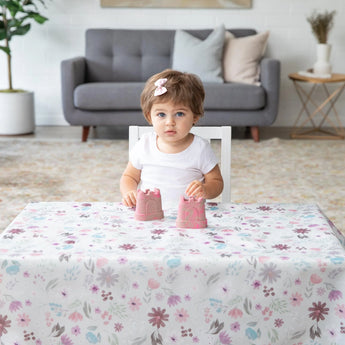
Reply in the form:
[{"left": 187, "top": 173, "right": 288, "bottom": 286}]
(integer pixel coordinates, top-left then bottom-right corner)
[{"left": 289, "top": 72, "right": 345, "bottom": 139}]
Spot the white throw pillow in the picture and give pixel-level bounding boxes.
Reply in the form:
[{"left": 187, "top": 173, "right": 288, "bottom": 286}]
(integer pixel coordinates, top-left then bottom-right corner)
[
  {"left": 223, "top": 31, "right": 270, "bottom": 85},
  {"left": 172, "top": 25, "right": 225, "bottom": 83}
]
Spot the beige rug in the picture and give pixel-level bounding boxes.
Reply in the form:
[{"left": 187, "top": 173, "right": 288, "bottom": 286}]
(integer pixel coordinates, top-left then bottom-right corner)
[{"left": 1, "top": 138, "right": 344, "bottom": 234}]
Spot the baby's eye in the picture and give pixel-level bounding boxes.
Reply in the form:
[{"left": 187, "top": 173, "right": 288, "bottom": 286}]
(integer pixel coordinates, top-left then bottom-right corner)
[
  {"left": 157, "top": 112, "right": 166, "bottom": 118},
  {"left": 175, "top": 112, "right": 184, "bottom": 117}
]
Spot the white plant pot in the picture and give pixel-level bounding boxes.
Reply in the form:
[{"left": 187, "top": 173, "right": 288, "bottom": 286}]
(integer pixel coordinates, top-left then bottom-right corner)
[
  {"left": 313, "top": 43, "right": 332, "bottom": 75},
  {"left": 0, "top": 91, "right": 35, "bottom": 135}
]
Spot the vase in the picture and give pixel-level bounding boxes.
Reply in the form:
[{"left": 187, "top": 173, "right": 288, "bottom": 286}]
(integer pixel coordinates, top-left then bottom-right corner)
[
  {"left": 313, "top": 43, "right": 332, "bottom": 75},
  {"left": 0, "top": 91, "right": 35, "bottom": 135}
]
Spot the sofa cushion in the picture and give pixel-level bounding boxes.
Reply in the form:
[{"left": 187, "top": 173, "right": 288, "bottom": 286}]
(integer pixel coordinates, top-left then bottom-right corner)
[
  {"left": 172, "top": 25, "right": 225, "bottom": 83},
  {"left": 74, "top": 82, "right": 265, "bottom": 111},
  {"left": 203, "top": 82, "right": 265, "bottom": 110},
  {"left": 74, "top": 82, "right": 145, "bottom": 110},
  {"left": 223, "top": 31, "right": 270, "bottom": 85}
]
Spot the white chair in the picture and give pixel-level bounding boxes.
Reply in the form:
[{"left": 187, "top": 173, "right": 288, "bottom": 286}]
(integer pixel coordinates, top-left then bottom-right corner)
[{"left": 128, "top": 126, "right": 231, "bottom": 203}]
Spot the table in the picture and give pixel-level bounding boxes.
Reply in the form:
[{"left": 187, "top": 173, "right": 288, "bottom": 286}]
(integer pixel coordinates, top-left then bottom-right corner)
[
  {"left": 1, "top": 202, "right": 345, "bottom": 345},
  {"left": 289, "top": 73, "right": 345, "bottom": 139}
]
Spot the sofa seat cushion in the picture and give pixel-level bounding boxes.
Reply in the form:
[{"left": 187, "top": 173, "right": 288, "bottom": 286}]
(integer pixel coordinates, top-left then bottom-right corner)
[
  {"left": 74, "top": 82, "right": 145, "bottom": 110},
  {"left": 204, "top": 82, "right": 265, "bottom": 110},
  {"left": 74, "top": 81, "right": 265, "bottom": 111}
]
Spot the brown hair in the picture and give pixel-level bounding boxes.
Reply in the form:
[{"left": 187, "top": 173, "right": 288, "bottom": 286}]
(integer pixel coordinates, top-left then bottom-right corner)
[{"left": 140, "top": 69, "right": 205, "bottom": 124}]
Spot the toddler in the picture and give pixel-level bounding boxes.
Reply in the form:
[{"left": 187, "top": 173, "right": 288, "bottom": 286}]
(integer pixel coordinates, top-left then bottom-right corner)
[{"left": 120, "top": 69, "right": 223, "bottom": 207}]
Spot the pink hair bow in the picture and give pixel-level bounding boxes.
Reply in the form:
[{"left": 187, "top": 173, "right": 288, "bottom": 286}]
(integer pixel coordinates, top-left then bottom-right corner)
[{"left": 154, "top": 78, "right": 168, "bottom": 96}]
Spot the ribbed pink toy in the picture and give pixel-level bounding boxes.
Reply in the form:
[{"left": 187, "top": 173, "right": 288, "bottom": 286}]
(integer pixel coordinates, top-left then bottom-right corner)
[
  {"left": 176, "top": 195, "right": 207, "bottom": 229},
  {"left": 135, "top": 188, "right": 164, "bottom": 221}
]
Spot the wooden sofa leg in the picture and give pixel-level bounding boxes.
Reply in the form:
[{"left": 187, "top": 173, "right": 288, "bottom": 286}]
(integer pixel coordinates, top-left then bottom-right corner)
[
  {"left": 250, "top": 126, "right": 260, "bottom": 142},
  {"left": 82, "top": 126, "right": 90, "bottom": 142}
]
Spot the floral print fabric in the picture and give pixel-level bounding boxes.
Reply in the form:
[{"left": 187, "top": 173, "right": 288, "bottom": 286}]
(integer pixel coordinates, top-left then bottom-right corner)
[{"left": 0, "top": 202, "right": 345, "bottom": 345}]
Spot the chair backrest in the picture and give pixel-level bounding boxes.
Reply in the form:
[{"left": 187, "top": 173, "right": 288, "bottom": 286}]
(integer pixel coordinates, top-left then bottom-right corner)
[{"left": 128, "top": 126, "right": 231, "bottom": 203}]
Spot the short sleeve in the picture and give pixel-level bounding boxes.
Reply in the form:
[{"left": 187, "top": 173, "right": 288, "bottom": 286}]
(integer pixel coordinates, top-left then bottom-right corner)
[
  {"left": 198, "top": 138, "right": 219, "bottom": 174},
  {"left": 129, "top": 139, "right": 143, "bottom": 170}
]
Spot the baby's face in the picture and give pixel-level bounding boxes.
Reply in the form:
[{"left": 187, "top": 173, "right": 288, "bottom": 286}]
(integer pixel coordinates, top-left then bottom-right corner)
[{"left": 150, "top": 101, "right": 200, "bottom": 152}]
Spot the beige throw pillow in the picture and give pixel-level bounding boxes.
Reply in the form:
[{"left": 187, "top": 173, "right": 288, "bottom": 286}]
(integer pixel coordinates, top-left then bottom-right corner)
[{"left": 223, "top": 31, "right": 270, "bottom": 85}]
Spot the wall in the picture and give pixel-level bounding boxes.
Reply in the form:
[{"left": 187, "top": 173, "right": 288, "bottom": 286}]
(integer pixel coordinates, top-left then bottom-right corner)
[{"left": 0, "top": 0, "right": 344, "bottom": 127}]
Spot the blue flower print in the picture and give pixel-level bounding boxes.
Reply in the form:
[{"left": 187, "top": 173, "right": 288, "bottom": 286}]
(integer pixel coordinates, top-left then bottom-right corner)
[
  {"left": 167, "top": 257, "right": 181, "bottom": 268},
  {"left": 86, "top": 331, "right": 100, "bottom": 344},
  {"left": 245, "top": 327, "right": 258, "bottom": 340},
  {"left": 6, "top": 264, "right": 20, "bottom": 275}
]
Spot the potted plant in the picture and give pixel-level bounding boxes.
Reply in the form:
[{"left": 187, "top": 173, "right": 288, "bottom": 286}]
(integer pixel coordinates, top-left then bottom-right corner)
[
  {"left": 0, "top": 0, "right": 48, "bottom": 135},
  {"left": 306, "top": 9, "right": 336, "bottom": 75}
]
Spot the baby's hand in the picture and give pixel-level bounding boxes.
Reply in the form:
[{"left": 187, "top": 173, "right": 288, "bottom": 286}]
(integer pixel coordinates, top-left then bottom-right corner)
[
  {"left": 122, "top": 190, "right": 137, "bottom": 207},
  {"left": 185, "top": 180, "right": 205, "bottom": 199}
]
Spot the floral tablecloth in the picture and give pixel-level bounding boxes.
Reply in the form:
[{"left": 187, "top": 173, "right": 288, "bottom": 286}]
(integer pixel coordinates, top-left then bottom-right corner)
[{"left": 0, "top": 202, "right": 345, "bottom": 345}]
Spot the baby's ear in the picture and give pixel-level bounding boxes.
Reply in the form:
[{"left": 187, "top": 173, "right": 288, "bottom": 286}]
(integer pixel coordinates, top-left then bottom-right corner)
[{"left": 193, "top": 115, "right": 201, "bottom": 125}]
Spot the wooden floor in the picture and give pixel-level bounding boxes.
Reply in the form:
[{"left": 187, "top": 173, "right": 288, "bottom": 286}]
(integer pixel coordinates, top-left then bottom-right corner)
[{"left": 0, "top": 126, "right": 293, "bottom": 141}]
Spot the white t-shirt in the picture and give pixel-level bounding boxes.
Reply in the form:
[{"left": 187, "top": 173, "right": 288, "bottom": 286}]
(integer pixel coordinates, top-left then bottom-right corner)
[{"left": 130, "top": 132, "right": 218, "bottom": 207}]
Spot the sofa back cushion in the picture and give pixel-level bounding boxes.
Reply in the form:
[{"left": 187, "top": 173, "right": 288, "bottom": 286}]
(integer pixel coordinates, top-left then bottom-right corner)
[{"left": 85, "top": 28, "right": 257, "bottom": 83}]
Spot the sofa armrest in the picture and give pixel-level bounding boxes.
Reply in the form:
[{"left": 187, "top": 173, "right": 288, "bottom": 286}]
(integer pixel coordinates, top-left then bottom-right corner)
[
  {"left": 259, "top": 57, "right": 281, "bottom": 125},
  {"left": 61, "top": 57, "right": 86, "bottom": 124}
]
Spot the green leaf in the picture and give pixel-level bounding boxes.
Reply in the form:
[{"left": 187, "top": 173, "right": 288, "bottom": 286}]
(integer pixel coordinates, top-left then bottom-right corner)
[
  {"left": 29, "top": 12, "right": 48, "bottom": 24},
  {"left": 11, "top": 23, "right": 31, "bottom": 36},
  {"left": 0, "top": 45, "right": 10, "bottom": 54}
]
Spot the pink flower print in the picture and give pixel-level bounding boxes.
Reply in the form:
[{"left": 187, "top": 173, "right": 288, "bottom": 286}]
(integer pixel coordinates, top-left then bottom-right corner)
[
  {"left": 329, "top": 290, "right": 343, "bottom": 301},
  {"left": 132, "top": 282, "right": 139, "bottom": 289},
  {"left": 61, "top": 334, "right": 73, "bottom": 345},
  {"left": 317, "top": 287, "right": 326, "bottom": 296},
  {"left": 272, "top": 244, "right": 290, "bottom": 250},
  {"left": 114, "top": 322, "right": 123, "bottom": 332},
  {"left": 148, "top": 307, "right": 169, "bottom": 328},
  {"left": 310, "top": 274, "right": 322, "bottom": 284},
  {"left": 219, "top": 331, "right": 232, "bottom": 344},
  {"left": 155, "top": 292, "right": 164, "bottom": 301},
  {"left": 192, "top": 336, "right": 200, "bottom": 343},
  {"left": 0, "top": 314, "right": 11, "bottom": 336},
  {"left": 9, "top": 301, "right": 22, "bottom": 312},
  {"left": 71, "top": 326, "right": 81, "bottom": 336},
  {"left": 228, "top": 308, "right": 243, "bottom": 319},
  {"left": 118, "top": 257, "right": 128, "bottom": 264},
  {"left": 129, "top": 297, "right": 142, "bottom": 311},
  {"left": 274, "top": 318, "right": 284, "bottom": 328},
  {"left": 148, "top": 278, "right": 160, "bottom": 290},
  {"left": 290, "top": 292, "right": 303, "bottom": 306},
  {"left": 17, "top": 313, "right": 31, "bottom": 327},
  {"left": 45, "top": 312, "right": 53, "bottom": 327},
  {"left": 308, "top": 302, "right": 329, "bottom": 322},
  {"left": 68, "top": 311, "right": 83, "bottom": 322},
  {"left": 96, "top": 257, "right": 108, "bottom": 268},
  {"left": 252, "top": 280, "right": 261, "bottom": 289},
  {"left": 335, "top": 304, "right": 345, "bottom": 319},
  {"left": 90, "top": 284, "right": 99, "bottom": 294},
  {"left": 175, "top": 308, "right": 189, "bottom": 323},
  {"left": 119, "top": 243, "right": 136, "bottom": 250},
  {"left": 184, "top": 294, "right": 191, "bottom": 301},
  {"left": 230, "top": 322, "right": 240, "bottom": 332},
  {"left": 101, "top": 311, "right": 112, "bottom": 325},
  {"left": 168, "top": 295, "right": 181, "bottom": 307}
]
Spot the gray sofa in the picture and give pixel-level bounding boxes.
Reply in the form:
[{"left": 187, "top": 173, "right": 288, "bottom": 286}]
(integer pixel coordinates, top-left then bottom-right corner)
[{"left": 61, "top": 28, "right": 280, "bottom": 142}]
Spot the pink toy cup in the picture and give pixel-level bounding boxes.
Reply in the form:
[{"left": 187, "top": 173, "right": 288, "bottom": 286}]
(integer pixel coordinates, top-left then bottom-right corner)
[
  {"left": 176, "top": 195, "right": 207, "bottom": 229},
  {"left": 135, "top": 188, "right": 164, "bottom": 221}
]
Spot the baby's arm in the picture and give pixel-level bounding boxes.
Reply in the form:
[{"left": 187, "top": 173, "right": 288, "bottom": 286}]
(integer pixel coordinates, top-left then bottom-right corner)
[
  {"left": 185, "top": 164, "right": 223, "bottom": 200},
  {"left": 120, "top": 162, "right": 141, "bottom": 207}
]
